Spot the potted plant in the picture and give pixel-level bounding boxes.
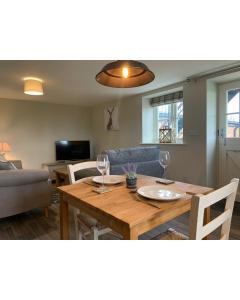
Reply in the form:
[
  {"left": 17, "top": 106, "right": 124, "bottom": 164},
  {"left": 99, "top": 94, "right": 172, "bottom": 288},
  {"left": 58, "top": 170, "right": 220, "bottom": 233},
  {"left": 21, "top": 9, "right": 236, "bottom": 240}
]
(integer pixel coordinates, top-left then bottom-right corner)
[{"left": 122, "top": 163, "right": 138, "bottom": 189}]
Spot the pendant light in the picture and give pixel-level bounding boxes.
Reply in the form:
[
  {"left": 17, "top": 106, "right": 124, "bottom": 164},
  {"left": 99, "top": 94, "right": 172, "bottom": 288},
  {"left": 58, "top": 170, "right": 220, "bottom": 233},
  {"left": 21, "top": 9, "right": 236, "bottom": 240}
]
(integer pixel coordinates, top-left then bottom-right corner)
[
  {"left": 24, "top": 77, "right": 44, "bottom": 95},
  {"left": 95, "top": 60, "right": 155, "bottom": 88}
]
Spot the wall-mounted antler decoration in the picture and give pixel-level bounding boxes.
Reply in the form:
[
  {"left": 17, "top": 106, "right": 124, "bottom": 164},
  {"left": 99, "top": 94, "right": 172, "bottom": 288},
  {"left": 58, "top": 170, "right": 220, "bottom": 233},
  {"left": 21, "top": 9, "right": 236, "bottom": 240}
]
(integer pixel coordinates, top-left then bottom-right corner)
[
  {"left": 104, "top": 105, "right": 119, "bottom": 131},
  {"left": 106, "top": 107, "right": 115, "bottom": 130}
]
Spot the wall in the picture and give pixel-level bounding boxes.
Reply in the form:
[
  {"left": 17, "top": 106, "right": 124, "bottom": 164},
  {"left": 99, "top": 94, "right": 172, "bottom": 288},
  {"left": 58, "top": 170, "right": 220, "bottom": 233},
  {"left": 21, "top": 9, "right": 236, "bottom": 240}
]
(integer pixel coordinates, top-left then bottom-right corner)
[
  {"left": 91, "top": 79, "right": 212, "bottom": 186},
  {"left": 91, "top": 98, "right": 142, "bottom": 155},
  {"left": 206, "top": 80, "right": 217, "bottom": 187},
  {"left": 0, "top": 99, "right": 92, "bottom": 169},
  {"left": 142, "top": 97, "right": 156, "bottom": 144}
]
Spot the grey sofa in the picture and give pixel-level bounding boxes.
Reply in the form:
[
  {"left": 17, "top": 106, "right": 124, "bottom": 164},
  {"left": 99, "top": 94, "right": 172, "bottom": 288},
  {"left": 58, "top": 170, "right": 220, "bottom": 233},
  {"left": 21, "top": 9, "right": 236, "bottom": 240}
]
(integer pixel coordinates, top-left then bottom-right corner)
[
  {"left": 103, "top": 146, "right": 164, "bottom": 178},
  {"left": 0, "top": 167, "right": 52, "bottom": 219}
]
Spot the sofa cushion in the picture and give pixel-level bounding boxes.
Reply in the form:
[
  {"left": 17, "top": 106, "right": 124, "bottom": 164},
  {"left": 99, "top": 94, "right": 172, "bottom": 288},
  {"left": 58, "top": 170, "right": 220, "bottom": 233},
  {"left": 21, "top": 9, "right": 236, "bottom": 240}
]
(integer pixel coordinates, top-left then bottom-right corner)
[
  {"left": 103, "top": 146, "right": 164, "bottom": 178},
  {"left": 0, "top": 161, "right": 16, "bottom": 170},
  {"left": 104, "top": 146, "right": 160, "bottom": 165},
  {"left": 74, "top": 168, "right": 101, "bottom": 181},
  {"left": 111, "top": 161, "right": 163, "bottom": 178},
  {"left": 0, "top": 169, "right": 50, "bottom": 187}
]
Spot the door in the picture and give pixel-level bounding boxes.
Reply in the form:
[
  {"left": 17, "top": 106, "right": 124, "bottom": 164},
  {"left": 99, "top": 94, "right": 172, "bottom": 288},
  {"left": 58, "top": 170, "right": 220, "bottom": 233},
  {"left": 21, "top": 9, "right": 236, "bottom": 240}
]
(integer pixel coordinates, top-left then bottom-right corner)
[{"left": 219, "top": 80, "right": 240, "bottom": 201}]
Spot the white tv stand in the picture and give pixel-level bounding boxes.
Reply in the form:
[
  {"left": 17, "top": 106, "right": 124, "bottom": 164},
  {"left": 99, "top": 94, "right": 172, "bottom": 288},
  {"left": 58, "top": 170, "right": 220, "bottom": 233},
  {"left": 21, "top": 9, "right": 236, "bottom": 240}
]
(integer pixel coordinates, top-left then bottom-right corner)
[{"left": 42, "top": 160, "right": 89, "bottom": 180}]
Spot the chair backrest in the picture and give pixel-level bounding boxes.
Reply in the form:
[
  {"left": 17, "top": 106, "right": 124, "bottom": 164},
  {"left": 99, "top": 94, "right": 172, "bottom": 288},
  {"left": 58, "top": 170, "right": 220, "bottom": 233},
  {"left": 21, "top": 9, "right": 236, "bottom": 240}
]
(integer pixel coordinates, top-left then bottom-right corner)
[
  {"left": 67, "top": 161, "right": 109, "bottom": 184},
  {"left": 189, "top": 178, "right": 239, "bottom": 240}
]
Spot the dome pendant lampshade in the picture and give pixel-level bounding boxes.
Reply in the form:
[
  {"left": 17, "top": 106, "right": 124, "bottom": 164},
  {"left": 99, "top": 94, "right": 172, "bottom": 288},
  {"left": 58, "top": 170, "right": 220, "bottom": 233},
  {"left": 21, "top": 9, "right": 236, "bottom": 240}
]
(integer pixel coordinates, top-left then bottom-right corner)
[
  {"left": 95, "top": 60, "right": 155, "bottom": 88},
  {"left": 24, "top": 78, "right": 44, "bottom": 95}
]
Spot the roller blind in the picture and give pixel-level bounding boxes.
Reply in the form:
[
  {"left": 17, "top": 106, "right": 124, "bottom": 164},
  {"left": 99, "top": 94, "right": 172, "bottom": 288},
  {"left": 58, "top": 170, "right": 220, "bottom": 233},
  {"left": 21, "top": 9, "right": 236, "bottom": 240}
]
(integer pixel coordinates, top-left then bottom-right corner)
[{"left": 150, "top": 90, "right": 183, "bottom": 107}]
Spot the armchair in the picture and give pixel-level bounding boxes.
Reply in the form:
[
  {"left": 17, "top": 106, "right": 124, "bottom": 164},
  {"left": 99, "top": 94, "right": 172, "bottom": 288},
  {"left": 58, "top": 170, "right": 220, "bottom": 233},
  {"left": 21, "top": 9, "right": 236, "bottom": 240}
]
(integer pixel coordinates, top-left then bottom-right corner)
[{"left": 0, "top": 163, "right": 52, "bottom": 219}]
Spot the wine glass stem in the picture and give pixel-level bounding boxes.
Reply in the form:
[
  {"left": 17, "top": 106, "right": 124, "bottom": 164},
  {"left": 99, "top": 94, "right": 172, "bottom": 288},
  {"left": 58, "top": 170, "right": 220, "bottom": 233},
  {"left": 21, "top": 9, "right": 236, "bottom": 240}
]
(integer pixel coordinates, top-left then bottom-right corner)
[
  {"left": 102, "top": 173, "right": 105, "bottom": 190},
  {"left": 163, "top": 166, "right": 167, "bottom": 179}
]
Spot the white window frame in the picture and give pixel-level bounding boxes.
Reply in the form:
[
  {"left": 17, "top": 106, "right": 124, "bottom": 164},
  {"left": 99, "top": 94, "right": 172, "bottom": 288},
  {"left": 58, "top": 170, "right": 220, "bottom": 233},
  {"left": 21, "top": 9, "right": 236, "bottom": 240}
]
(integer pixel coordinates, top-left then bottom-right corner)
[{"left": 141, "top": 87, "right": 184, "bottom": 145}]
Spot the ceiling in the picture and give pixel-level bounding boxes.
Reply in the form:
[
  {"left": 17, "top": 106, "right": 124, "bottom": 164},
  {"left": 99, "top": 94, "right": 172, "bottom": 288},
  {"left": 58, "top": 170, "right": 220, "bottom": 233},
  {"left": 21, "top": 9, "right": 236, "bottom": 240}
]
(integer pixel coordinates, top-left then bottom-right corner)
[{"left": 0, "top": 60, "right": 239, "bottom": 106}]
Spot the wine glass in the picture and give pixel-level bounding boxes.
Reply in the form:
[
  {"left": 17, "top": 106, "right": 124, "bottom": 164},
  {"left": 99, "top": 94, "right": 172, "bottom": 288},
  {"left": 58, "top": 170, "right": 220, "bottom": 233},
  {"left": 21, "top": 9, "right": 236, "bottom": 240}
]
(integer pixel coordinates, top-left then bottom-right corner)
[
  {"left": 159, "top": 151, "right": 170, "bottom": 178},
  {"left": 96, "top": 154, "right": 109, "bottom": 192}
]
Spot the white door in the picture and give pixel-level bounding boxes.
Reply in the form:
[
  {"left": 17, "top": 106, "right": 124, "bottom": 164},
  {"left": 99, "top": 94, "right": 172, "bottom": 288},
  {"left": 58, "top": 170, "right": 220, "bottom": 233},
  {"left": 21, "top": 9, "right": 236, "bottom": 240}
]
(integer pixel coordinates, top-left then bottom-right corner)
[{"left": 219, "top": 80, "right": 240, "bottom": 201}]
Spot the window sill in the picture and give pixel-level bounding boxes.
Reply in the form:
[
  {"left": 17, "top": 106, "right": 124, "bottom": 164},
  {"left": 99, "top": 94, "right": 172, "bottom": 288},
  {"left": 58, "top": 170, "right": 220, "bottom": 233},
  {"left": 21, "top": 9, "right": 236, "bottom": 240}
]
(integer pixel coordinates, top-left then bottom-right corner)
[{"left": 140, "top": 142, "right": 187, "bottom": 146}]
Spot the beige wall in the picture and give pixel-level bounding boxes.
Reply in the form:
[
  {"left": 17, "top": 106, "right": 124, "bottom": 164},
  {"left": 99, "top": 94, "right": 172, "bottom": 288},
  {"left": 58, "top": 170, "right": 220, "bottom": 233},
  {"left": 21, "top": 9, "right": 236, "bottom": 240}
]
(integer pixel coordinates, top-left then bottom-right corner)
[
  {"left": 91, "top": 98, "right": 142, "bottom": 156},
  {"left": 91, "top": 79, "right": 214, "bottom": 186},
  {"left": 0, "top": 99, "right": 92, "bottom": 169},
  {"left": 206, "top": 80, "right": 217, "bottom": 187}
]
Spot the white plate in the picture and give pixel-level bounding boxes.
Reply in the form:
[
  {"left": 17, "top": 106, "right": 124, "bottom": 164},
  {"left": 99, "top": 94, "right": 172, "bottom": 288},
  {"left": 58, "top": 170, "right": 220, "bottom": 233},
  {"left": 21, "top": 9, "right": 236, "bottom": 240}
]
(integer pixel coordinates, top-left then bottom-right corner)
[
  {"left": 92, "top": 175, "right": 125, "bottom": 185},
  {"left": 137, "top": 185, "right": 185, "bottom": 201}
]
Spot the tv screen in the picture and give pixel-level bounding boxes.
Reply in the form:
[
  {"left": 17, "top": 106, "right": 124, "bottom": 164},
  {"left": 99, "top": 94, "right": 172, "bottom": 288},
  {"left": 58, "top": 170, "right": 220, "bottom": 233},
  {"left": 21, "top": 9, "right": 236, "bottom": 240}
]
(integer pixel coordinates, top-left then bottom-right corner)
[{"left": 55, "top": 140, "right": 90, "bottom": 161}]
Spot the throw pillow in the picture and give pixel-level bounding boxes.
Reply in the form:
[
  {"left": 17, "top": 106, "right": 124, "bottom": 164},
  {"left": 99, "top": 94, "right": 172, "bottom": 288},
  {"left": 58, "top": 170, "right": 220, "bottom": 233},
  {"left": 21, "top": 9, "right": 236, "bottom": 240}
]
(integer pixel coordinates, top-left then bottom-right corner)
[{"left": 0, "top": 161, "right": 17, "bottom": 170}]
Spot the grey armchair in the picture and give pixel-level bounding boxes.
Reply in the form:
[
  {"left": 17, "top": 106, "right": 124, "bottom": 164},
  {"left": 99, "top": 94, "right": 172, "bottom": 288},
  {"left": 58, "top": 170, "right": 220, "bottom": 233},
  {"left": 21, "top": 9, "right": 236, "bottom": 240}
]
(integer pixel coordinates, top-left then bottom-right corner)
[
  {"left": 0, "top": 167, "right": 52, "bottom": 219},
  {"left": 103, "top": 146, "right": 164, "bottom": 178}
]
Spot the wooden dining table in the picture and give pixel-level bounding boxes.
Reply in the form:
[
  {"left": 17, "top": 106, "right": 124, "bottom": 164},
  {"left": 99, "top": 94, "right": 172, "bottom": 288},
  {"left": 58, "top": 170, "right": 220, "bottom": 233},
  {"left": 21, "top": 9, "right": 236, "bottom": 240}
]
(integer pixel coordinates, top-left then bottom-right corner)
[{"left": 58, "top": 175, "right": 213, "bottom": 240}]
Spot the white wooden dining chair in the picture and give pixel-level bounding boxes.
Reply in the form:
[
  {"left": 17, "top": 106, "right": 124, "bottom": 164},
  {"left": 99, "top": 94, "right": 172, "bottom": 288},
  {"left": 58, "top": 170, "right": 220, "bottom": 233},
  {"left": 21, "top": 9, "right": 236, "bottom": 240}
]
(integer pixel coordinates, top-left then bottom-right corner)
[
  {"left": 153, "top": 178, "right": 239, "bottom": 240},
  {"left": 67, "top": 161, "right": 112, "bottom": 240}
]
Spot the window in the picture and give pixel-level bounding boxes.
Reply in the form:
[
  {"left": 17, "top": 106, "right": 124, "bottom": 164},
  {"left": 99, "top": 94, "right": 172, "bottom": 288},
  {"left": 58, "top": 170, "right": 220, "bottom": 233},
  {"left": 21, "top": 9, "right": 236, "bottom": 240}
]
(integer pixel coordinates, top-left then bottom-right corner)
[
  {"left": 157, "top": 101, "right": 183, "bottom": 142},
  {"left": 142, "top": 89, "right": 184, "bottom": 144},
  {"left": 226, "top": 89, "right": 240, "bottom": 138}
]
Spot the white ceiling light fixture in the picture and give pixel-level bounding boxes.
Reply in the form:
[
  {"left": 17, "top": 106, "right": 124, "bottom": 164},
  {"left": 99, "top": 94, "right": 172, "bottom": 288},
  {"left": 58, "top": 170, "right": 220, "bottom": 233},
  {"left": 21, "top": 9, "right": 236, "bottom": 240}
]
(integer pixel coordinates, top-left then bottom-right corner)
[{"left": 24, "top": 77, "right": 44, "bottom": 96}]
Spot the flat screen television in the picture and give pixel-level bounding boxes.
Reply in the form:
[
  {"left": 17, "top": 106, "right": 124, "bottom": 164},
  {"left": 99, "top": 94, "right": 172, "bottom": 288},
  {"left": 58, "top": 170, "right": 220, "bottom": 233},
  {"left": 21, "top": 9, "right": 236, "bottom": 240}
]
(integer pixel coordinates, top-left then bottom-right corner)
[{"left": 55, "top": 140, "right": 90, "bottom": 161}]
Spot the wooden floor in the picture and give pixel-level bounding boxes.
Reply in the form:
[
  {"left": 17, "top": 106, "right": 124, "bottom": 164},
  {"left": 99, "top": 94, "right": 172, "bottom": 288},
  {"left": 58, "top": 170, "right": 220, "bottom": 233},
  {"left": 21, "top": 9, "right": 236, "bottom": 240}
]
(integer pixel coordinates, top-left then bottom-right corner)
[{"left": 0, "top": 202, "right": 240, "bottom": 240}]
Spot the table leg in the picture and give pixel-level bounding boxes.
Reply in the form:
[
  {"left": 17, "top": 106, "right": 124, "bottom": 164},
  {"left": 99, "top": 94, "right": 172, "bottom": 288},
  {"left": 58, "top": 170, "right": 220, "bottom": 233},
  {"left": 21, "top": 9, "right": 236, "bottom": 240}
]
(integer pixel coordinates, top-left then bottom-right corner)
[
  {"left": 44, "top": 207, "right": 49, "bottom": 218},
  {"left": 60, "top": 193, "right": 69, "bottom": 240},
  {"left": 123, "top": 228, "right": 139, "bottom": 240},
  {"left": 55, "top": 173, "right": 61, "bottom": 187},
  {"left": 203, "top": 206, "right": 211, "bottom": 240}
]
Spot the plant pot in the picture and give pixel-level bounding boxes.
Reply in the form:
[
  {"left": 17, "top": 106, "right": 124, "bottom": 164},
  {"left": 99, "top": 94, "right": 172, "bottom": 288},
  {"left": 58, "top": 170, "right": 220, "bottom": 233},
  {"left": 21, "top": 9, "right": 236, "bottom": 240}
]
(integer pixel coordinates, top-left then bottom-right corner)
[{"left": 126, "top": 177, "right": 137, "bottom": 189}]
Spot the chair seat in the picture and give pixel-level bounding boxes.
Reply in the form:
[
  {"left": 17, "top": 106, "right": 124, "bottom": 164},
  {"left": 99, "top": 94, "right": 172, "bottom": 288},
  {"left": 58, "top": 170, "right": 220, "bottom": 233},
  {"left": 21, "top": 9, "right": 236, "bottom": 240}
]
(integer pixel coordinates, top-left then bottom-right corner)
[{"left": 152, "top": 228, "right": 188, "bottom": 240}]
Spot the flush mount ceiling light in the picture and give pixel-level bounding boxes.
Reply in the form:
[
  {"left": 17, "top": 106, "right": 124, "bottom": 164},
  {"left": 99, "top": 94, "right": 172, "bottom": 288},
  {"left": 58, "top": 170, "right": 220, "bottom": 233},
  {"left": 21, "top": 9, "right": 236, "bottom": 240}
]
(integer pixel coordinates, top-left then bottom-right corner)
[
  {"left": 24, "top": 77, "right": 44, "bottom": 96},
  {"left": 95, "top": 60, "right": 155, "bottom": 88}
]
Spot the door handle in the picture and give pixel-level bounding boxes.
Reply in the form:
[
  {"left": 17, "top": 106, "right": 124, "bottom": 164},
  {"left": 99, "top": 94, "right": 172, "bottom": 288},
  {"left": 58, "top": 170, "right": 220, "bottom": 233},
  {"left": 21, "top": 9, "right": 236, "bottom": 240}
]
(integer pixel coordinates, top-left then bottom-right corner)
[
  {"left": 220, "top": 128, "right": 225, "bottom": 138},
  {"left": 220, "top": 128, "right": 226, "bottom": 145}
]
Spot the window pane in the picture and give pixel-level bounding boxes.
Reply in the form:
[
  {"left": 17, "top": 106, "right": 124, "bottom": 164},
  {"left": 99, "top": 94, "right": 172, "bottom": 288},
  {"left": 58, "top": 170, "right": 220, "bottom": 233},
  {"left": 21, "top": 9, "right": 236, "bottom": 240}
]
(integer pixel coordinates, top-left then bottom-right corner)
[
  {"left": 177, "top": 102, "right": 183, "bottom": 117},
  {"left": 157, "top": 101, "right": 183, "bottom": 142},
  {"left": 227, "top": 113, "right": 240, "bottom": 138},
  {"left": 176, "top": 102, "right": 183, "bottom": 140},
  {"left": 158, "top": 104, "right": 171, "bottom": 128},
  {"left": 227, "top": 89, "right": 239, "bottom": 114}
]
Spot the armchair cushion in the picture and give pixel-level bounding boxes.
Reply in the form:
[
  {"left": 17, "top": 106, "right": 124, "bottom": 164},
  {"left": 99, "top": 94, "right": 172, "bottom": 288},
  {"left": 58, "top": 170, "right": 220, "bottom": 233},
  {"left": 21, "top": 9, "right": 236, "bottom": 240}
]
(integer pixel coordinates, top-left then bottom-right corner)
[{"left": 0, "top": 169, "right": 49, "bottom": 187}]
